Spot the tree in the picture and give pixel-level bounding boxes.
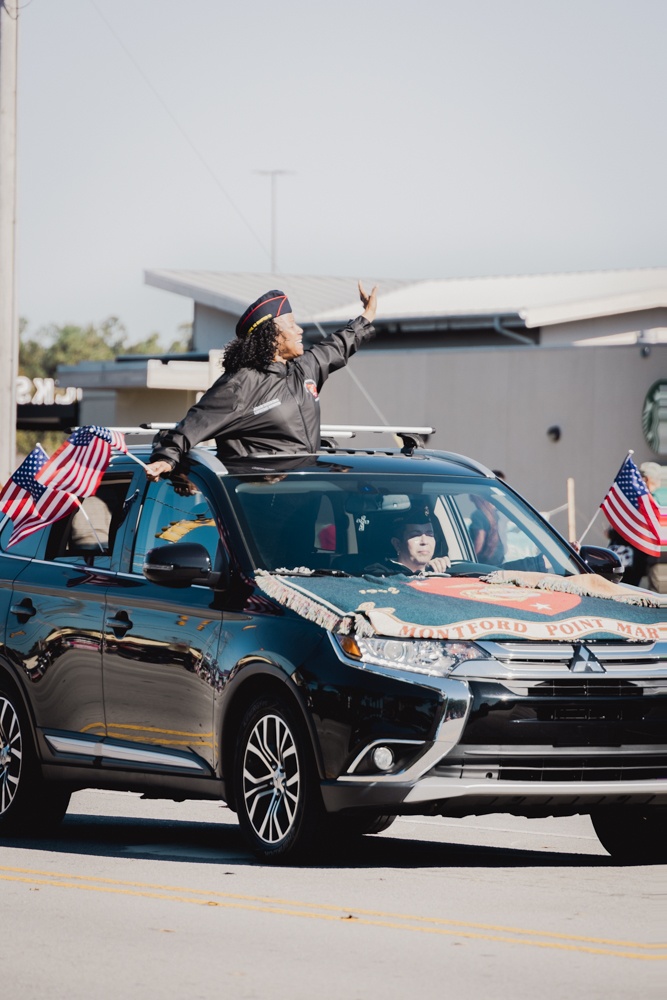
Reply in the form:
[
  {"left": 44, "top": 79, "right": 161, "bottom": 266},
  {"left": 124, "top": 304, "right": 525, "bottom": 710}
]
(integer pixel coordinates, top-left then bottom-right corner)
[
  {"left": 16, "top": 316, "right": 192, "bottom": 457},
  {"left": 19, "top": 316, "right": 125, "bottom": 380},
  {"left": 121, "top": 322, "right": 193, "bottom": 357}
]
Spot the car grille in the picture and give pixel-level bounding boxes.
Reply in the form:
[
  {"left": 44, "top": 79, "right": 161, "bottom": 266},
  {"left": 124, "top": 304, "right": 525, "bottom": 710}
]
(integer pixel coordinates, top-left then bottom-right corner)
[
  {"left": 507, "top": 679, "right": 647, "bottom": 698},
  {"left": 431, "top": 752, "right": 667, "bottom": 783},
  {"left": 474, "top": 640, "right": 667, "bottom": 679}
]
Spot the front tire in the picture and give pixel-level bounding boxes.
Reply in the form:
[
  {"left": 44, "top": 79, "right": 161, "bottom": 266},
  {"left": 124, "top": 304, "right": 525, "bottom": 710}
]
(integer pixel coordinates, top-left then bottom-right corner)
[
  {"left": 591, "top": 806, "right": 667, "bottom": 863},
  {"left": 0, "top": 687, "right": 70, "bottom": 836},
  {"left": 328, "top": 813, "right": 397, "bottom": 839},
  {"left": 234, "top": 694, "right": 323, "bottom": 862}
]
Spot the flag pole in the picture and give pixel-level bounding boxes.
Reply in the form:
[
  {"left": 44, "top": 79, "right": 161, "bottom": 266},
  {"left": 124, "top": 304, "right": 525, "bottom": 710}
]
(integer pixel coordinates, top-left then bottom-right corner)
[
  {"left": 121, "top": 450, "right": 147, "bottom": 471},
  {"left": 576, "top": 508, "right": 600, "bottom": 547},
  {"left": 73, "top": 497, "right": 105, "bottom": 552},
  {"left": 577, "top": 450, "right": 634, "bottom": 547},
  {"left": 566, "top": 477, "right": 576, "bottom": 542}
]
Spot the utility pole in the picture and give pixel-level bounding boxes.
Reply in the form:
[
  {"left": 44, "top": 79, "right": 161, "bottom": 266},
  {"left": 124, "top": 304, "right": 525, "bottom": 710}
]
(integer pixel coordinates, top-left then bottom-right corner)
[
  {"left": 254, "top": 169, "right": 294, "bottom": 273},
  {"left": 0, "top": 0, "right": 18, "bottom": 484}
]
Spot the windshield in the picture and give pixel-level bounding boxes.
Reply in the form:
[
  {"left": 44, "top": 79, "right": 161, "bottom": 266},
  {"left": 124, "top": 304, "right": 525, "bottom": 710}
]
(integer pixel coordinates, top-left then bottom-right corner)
[{"left": 225, "top": 473, "right": 581, "bottom": 578}]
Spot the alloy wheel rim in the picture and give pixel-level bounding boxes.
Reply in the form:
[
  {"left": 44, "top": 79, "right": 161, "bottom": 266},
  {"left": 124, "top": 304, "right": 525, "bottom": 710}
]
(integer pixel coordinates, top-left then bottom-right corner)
[
  {"left": 0, "top": 697, "right": 22, "bottom": 815},
  {"left": 242, "top": 713, "right": 300, "bottom": 844}
]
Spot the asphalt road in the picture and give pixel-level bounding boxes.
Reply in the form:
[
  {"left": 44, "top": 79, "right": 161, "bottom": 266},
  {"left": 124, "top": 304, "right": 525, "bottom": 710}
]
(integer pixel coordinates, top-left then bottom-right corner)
[{"left": 1, "top": 790, "right": 665, "bottom": 1000}]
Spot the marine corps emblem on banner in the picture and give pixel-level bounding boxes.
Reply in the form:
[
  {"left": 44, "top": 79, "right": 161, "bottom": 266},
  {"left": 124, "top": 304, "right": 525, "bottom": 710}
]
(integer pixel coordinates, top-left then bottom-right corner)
[{"left": 407, "top": 577, "right": 582, "bottom": 615}]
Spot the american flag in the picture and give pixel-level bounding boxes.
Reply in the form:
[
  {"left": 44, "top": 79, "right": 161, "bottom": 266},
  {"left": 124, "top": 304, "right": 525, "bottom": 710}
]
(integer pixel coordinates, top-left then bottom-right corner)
[
  {"left": 108, "top": 429, "right": 128, "bottom": 453},
  {"left": 601, "top": 455, "right": 666, "bottom": 557},
  {"left": 37, "top": 425, "right": 126, "bottom": 498},
  {"left": 0, "top": 445, "right": 79, "bottom": 547}
]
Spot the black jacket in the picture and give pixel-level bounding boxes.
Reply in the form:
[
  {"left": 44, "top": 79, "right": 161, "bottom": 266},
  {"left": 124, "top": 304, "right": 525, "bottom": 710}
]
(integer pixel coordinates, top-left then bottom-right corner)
[{"left": 151, "top": 316, "right": 374, "bottom": 465}]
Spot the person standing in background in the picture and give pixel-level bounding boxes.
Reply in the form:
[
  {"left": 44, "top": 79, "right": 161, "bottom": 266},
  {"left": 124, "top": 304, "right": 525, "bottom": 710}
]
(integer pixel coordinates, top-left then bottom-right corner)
[{"left": 640, "top": 462, "right": 665, "bottom": 592}]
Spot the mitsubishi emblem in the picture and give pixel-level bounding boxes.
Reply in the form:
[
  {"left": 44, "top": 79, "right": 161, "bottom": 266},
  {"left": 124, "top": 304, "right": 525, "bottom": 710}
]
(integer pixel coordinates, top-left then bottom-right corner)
[{"left": 568, "top": 643, "right": 605, "bottom": 673}]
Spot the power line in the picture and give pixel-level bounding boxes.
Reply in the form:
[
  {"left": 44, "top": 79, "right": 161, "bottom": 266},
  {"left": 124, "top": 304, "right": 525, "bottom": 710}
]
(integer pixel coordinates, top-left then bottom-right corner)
[{"left": 89, "top": 0, "right": 271, "bottom": 262}]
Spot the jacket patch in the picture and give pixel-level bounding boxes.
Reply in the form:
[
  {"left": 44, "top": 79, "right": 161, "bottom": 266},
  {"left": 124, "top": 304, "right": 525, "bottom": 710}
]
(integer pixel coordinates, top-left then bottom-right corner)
[
  {"left": 304, "top": 379, "right": 319, "bottom": 401},
  {"left": 253, "top": 398, "right": 282, "bottom": 416}
]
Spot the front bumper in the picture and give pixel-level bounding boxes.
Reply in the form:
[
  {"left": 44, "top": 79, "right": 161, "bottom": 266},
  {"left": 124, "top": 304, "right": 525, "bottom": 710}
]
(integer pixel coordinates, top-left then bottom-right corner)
[
  {"left": 322, "top": 766, "right": 667, "bottom": 817},
  {"left": 322, "top": 638, "right": 667, "bottom": 817}
]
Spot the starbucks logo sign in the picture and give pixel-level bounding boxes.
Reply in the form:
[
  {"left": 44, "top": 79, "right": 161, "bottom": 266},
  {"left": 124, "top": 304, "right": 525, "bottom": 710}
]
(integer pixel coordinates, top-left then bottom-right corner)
[{"left": 642, "top": 380, "right": 667, "bottom": 455}]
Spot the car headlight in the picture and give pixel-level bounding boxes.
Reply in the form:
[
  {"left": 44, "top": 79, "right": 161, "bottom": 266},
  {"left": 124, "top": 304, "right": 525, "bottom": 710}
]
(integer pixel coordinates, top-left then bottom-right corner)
[{"left": 336, "top": 634, "right": 485, "bottom": 677}]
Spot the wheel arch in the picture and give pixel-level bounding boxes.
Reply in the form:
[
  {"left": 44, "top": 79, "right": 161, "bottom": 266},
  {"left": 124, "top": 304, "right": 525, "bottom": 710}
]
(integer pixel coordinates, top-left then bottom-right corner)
[
  {"left": 0, "top": 657, "right": 38, "bottom": 747},
  {"left": 219, "top": 659, "right": 324, "bottom": 813}
]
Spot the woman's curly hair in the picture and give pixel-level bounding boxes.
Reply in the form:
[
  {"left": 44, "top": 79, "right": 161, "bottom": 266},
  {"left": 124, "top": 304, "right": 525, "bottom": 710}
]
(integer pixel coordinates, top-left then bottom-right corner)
[{"left": 222, "top": 319, "right": 280, "bottom": 375}]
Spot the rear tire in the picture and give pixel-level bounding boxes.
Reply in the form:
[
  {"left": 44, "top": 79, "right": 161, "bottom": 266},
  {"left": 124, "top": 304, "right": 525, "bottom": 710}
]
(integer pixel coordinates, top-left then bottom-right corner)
[
  {"left": 591, "top": 806, "right": 667, "bottom": 863},
  {"left": 0, "top": 687, "right": 70, "bottom": 836},
  {"left": 234, "top": 694, "right": 324, "bottom": 862}
]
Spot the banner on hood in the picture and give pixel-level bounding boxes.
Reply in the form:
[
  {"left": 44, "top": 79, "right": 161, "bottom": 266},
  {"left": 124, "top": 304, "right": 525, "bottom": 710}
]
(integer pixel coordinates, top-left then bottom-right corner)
[{"left": 255, "top": 570, "right": 667, "bottom": 642}]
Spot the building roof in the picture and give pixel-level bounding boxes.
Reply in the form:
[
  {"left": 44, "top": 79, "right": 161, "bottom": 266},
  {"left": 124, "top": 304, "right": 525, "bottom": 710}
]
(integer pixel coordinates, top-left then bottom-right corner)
[
  {"left": 144, "top": 270, "right": 411, "bottom": 321},
  {"left": 145, "top": 266, "right": 667, "bottom": 329},
  {"left": 520, "top": 286, "right": 667, "bottom": 328}
]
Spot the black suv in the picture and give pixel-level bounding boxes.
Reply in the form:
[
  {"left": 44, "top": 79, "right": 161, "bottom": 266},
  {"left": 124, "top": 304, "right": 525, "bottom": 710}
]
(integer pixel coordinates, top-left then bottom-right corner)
[{"left": 1, "top": 444, "right": 666, "bottom": 862}]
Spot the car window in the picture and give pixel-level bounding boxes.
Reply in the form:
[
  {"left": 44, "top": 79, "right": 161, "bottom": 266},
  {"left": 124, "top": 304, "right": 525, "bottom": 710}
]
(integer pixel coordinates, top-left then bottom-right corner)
[
  {"left": 131, "top": 477, "right": 221, "bottom": 575},
  {"left": 44, "top": 477, "right": 135, "bottom": 569},
  {"left": 229, "top": 473, "right": 581, "bottom": 577},
  {"left": 446, "top": 492, "right": 541, "bottom": 568},
  {"left": 314, "top": 495, "right": 337, "bottom": 553}
]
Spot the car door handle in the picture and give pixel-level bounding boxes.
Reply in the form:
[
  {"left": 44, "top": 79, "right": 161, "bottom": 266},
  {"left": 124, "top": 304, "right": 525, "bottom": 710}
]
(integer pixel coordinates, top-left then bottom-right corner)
[
  {"left": 10, "top": 599, "right": 36, "bottom": 622},
  {"left": 107, "top": 611, "right": 133, "bottom": 636}
]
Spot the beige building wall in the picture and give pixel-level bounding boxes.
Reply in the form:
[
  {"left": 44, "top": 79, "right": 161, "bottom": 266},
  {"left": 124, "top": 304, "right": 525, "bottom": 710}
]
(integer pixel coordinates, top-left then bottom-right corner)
[
  {"left": 193, "top": 303, "right": 236, "bottom": 351},
  {"left": 78, "top": 388, "right": 201, "bottom": 430},
  {"left": 78, "top": 390, "right": 117, "bottom": 429}
]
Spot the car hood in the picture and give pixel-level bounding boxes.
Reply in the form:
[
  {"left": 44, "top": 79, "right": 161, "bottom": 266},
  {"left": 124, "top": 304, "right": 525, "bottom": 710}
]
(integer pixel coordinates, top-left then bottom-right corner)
[{"left": 255, "top": 570, "right": 667, "bottom": 642}]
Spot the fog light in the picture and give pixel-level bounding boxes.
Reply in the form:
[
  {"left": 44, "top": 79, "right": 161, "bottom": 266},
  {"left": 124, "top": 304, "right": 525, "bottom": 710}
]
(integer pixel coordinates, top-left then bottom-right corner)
[{"left": 372, "top": 746, "right": 394, "bottom": 772}]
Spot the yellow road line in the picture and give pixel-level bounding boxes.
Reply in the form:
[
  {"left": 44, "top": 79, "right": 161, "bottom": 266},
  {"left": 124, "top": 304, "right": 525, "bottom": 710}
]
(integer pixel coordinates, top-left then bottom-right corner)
[{"left": 0, "top": 866, "right": 664, "bottom": 961}]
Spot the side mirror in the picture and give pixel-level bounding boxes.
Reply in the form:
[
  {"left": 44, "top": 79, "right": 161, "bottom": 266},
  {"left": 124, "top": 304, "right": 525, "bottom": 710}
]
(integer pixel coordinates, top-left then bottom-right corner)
[
  {"left": 143, "top": 542, "right": 226, "bottom": 589},
  {"left": 579, "top": 545, "right": 624, "bottom": 583}
]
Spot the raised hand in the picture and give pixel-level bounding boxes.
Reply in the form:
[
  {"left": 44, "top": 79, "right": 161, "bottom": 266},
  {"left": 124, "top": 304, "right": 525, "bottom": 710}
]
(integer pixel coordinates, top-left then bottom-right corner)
[{"left": 358, "top": 280, "right": 378, "bottom": 323}]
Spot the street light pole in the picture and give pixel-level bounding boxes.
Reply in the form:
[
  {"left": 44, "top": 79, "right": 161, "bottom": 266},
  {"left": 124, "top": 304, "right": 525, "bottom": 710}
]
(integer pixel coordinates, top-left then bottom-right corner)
[
  {"left": 0, "top": 0, "right": 18, "bottom": 483},
  {"left": 254, "top": 169, "right": 294, "bottom": 273}
]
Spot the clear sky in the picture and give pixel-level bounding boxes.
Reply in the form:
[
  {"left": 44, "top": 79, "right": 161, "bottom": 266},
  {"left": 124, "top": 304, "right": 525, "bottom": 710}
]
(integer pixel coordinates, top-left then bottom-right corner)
[{"left": 15, "top": 0, "right": 667, "bottom": 345}]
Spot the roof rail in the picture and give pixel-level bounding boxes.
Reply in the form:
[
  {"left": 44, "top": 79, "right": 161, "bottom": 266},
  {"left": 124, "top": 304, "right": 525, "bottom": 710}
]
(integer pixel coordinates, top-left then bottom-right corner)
[
  {"left": 94, "top": 423, "right": 437, "bottom": 455},
  {"left": 320, "top": 424, "right": 434, "bottom": 436},
  {"left": 70, "top": 426, "right": 162, "bottom": 435},
  {"left": 320, "top": 424, "right": 434, "bottom": 455},
  {"left": 139, "top": 422, "right": 435, "bottom": 435},
  {"left": 134, "top": 422, "right": 435, "bottom": 454},
  {"left": 104, "top": 426, "right": 158, "bottom": 435}
]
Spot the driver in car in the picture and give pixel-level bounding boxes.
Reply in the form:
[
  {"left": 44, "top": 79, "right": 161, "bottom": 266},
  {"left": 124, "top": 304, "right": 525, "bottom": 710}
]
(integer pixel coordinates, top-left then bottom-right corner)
[{"left": 366, "top": 505, "right": 451, "bottom": 576}]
